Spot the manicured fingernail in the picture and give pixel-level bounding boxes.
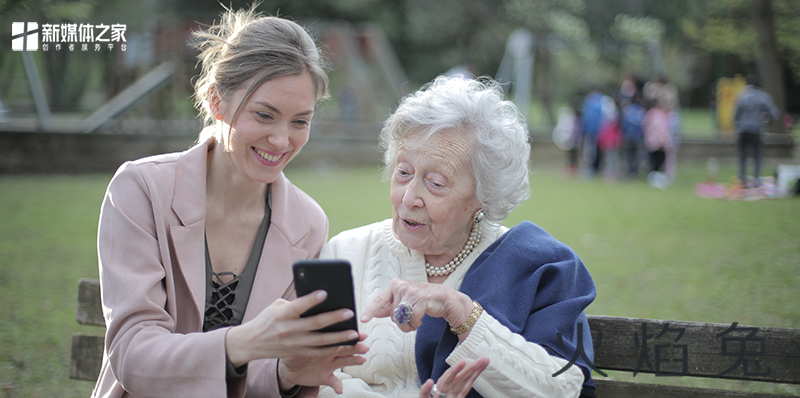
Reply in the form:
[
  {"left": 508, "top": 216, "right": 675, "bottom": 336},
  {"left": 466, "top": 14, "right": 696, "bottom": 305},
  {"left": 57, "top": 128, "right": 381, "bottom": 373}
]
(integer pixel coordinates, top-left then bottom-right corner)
[
  {"left": 317, "top": 290, "right": 327, "bottom": 300},
  {"left": 348, "top": 331, "right": 359, "bottom": 340},
  {"left": 343, "top": 310, "right": 354, "bottom": 319}
]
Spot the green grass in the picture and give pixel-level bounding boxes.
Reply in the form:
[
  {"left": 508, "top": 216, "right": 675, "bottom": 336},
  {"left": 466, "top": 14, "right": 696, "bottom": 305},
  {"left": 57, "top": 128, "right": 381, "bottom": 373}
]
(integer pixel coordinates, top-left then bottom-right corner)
[
  {"left": 1, "top": 158, "right": 799, "bottom": 396},
  {"left": 0, "top": 175, "right": 111, "bottom": 397},
  {"left": 511, "top": 162, "right": 800, "bottom": 328},
  {"left": 680, "top": 107, "right": 717, "bottom": 138}
]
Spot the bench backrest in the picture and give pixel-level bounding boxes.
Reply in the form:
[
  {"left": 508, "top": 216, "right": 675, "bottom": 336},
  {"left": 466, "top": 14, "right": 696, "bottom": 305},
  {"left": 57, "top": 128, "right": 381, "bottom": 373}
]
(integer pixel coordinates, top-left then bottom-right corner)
[
  {"left": 587, "top": 315, "right": 799, "bottom": 397},
  {"left": 71, "top": 279, "right": 105, "bottom": 381}
]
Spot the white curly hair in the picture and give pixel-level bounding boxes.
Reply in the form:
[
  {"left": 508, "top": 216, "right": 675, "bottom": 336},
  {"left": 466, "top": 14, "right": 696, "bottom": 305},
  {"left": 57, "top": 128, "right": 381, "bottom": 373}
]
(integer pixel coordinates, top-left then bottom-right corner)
[{"left": 379, "top": 75, "right": 531, "bottom": 225}]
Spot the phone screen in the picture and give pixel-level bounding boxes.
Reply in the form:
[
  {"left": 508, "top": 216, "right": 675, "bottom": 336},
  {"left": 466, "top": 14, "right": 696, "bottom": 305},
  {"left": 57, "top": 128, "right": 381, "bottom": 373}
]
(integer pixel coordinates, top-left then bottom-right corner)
[{"left": 293, "top": 259, "right": 359, "bottom": 345}]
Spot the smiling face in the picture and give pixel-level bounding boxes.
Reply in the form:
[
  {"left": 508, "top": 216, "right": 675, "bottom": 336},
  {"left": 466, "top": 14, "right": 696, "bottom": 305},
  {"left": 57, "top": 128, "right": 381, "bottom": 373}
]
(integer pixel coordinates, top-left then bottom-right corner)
[
  {"left": 214, "top": 72, "right": 316, "bottom": 184},
  {"left": 390, "top": 130, "right": 482, "bottom": 264}
]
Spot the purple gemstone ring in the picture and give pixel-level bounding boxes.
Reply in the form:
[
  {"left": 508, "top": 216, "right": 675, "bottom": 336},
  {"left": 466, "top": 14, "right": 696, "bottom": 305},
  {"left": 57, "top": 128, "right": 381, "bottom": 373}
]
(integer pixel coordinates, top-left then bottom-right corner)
[{"left": 392, "top": 301, "right": 414, "bottom": 325}]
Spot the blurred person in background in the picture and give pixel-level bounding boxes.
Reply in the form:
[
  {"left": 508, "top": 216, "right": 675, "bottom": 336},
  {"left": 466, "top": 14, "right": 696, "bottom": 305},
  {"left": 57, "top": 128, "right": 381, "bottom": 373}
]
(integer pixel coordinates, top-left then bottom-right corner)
[
  {"left": 620, "top": 94, "right": 646, "bottom": 178},
  {"left": 614, "top": 73, "right": 639, "bottom": 105},
  {"left": 94, "top": 7, "right": 367, "bottom": 398},
  {"left": 734, "top": 74, "right": 781, "bottom": 187},
  {"left": 568, "top": 96, "right": 584, "bottom": 177},
  {"left": 643, "top": 98, "right": 676, "bottom": 189},
  {"left": 644, "top": 74, "right": 681, "bottom": 184},
  {"left": 598, "top": 95, "right": 622, "bottom": 181},
  {"left": 552, "top": 95, "right": 583, "bottom": 178},
  {"left": 643, "top": 74, "right": 679, "bottom": 112},
  {"left": 581, "top": 87, "right": 605, "bottom": 177}
]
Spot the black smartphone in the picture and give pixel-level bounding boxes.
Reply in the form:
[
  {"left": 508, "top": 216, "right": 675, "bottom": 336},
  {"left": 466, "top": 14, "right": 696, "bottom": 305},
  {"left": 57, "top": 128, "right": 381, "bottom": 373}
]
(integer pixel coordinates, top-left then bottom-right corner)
[{"left": 293, "top": 259, "right": 359, "bottom": 345}]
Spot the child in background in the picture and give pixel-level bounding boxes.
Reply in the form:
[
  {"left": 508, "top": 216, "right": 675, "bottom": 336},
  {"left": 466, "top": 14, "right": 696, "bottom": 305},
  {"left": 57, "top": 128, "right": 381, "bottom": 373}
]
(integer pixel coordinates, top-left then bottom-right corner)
[
  {"left": 598, "top": 96, "right": 621, "bottom": 181},
  {"left": 643, "top": 98, "right": 675, "bottom": 189}
]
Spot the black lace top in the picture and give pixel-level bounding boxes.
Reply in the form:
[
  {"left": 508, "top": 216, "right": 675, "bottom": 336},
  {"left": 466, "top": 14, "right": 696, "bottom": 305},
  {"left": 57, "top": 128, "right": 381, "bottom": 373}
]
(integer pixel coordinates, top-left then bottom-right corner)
[{"left": 203, "top": 189, "right": 272, "bottom": 332}]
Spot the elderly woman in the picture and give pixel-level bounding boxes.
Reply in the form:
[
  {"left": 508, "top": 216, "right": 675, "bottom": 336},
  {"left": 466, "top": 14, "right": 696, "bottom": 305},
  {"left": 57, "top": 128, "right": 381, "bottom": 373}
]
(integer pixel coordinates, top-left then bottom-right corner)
[
  {"left": 94, "top": 7, "right": 366, "bottom": 398},
  {"left": 320, "top": 76, "right": 596, "bottom": 398}
]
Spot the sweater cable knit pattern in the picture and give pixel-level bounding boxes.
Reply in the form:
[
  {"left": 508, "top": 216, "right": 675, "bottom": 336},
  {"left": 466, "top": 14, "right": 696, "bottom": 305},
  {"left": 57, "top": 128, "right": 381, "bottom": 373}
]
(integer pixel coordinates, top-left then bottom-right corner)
[{"left": 318, "top": 220, "right": 584, "bottom": 398}]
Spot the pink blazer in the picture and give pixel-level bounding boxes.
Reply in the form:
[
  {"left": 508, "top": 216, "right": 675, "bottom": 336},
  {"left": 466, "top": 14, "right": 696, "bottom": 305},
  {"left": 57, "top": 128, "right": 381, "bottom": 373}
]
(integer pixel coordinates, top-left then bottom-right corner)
[{"left": 93, "top": 139, "right": 328, "bottom": 398}]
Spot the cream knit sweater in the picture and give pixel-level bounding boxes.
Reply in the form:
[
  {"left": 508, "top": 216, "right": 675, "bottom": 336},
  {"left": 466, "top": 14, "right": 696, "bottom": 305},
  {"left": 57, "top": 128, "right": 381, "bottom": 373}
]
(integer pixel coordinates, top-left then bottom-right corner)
[{"left": 318, "top": 220, "right": 583, "bottom": 398}]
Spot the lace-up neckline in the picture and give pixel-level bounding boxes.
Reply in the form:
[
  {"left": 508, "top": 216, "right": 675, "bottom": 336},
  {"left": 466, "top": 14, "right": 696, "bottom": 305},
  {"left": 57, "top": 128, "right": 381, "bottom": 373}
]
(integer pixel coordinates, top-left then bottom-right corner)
[{"left": 203, "top": 186, "right": 271, "bottom": 331}]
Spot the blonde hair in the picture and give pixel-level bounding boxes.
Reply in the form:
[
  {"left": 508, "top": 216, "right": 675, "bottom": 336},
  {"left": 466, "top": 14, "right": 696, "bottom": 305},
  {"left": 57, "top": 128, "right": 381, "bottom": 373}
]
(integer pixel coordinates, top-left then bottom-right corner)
[{"left": 192, "top": 5, "right": 329, "bottom": 143}]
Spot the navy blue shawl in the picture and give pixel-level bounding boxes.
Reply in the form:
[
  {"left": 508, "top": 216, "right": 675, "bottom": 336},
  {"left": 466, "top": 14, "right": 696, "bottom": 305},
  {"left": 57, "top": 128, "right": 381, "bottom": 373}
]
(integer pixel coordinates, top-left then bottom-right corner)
[{"left": 415, "top": 221, "right": 596, "bottom": 397}]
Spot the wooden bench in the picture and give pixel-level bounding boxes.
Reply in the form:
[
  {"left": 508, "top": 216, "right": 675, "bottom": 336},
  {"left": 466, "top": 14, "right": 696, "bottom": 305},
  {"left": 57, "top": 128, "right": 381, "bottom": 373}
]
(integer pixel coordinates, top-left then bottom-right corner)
[
  {"left": 71, "top": 279, "right": 800, "bottom": 396},
  {"left": 70, "top": 279, "right": 105, "bottom": 381},
  {"left": 587, "top": 316, "right": 799, "bottom": 397}
]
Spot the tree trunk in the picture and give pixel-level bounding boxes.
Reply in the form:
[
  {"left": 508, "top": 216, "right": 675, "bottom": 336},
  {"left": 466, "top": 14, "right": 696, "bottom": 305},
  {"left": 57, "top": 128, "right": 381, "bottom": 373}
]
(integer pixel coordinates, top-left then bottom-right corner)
[
  {"left": 752, "top": 0, "right": 786, "bottom": 134},
  {"left": 535, "top": 38, "right": 556, "bottom": 128}
]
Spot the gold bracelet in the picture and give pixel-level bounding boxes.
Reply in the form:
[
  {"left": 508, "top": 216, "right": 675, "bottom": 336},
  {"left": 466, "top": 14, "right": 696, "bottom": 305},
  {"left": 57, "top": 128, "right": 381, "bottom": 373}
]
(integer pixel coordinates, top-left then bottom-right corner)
[{"left": 450, "top": 301, "right": 483, "bottom": 335}]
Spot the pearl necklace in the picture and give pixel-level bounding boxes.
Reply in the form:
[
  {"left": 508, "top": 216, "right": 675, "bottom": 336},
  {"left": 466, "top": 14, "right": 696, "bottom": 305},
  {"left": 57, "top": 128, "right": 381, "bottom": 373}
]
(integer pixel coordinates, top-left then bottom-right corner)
[{"left": 425, "top": 223, "right": 482, "bottom": 277}]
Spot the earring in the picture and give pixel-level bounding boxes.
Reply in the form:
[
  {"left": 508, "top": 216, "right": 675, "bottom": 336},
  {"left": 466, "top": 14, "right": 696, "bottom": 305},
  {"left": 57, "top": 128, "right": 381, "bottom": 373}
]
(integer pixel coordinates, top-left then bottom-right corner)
[
  {"left": 214, "top": 113, "right": 223, "bottom": 121},
  {"left": 473, "top": 209, "right": 485, "bottom": 224}
]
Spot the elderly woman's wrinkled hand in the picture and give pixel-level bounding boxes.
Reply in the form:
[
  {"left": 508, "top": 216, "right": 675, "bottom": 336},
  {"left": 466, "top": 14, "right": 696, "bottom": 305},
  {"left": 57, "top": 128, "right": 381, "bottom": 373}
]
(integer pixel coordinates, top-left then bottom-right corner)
[
  {"left": 418, "top": 357, "right": 490, "bottom": 398},
  {"left": 360, "top": 278, "right": 474, "bottom": 333}
]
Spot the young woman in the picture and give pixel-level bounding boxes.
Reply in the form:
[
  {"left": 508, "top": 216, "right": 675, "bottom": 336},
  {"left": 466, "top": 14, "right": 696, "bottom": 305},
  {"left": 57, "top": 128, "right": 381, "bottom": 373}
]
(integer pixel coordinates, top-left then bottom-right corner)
[{"left": 94, "top": 7, "right": 367, "bottom": 398}]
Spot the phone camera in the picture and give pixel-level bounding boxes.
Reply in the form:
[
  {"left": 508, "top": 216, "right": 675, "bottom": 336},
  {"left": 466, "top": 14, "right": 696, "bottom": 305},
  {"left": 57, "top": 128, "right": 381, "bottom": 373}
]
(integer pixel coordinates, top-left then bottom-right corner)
[{"left": 298, "top": 269, "right": 306, "bottom": 280}]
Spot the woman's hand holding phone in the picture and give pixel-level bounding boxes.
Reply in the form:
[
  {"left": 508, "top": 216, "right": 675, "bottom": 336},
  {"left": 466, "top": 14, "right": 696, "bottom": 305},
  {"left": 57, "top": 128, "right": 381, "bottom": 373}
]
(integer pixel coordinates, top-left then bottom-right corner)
[
  {"left": 224, "top": 287, "right": 368, "bottom": 392},
  {"left": 279, "top": 328, "right": 369, "bottom": 394}
]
